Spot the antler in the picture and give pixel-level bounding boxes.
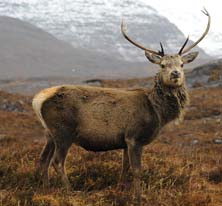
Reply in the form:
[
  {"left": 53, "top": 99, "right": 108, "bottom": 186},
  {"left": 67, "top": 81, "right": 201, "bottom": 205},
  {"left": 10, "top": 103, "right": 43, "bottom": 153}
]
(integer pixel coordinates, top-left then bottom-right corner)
[
  {"left": 121, "top": 18, "right": 163, "bottom": 56},
  {"left": 178, "top": 36, "right": 189, "bottom": 55},
  {"left": 159, "top": 42, "right": 164, "bottom": 56},
  {"left": 178, "top": 8, "right": 211, "bottom": 55}
]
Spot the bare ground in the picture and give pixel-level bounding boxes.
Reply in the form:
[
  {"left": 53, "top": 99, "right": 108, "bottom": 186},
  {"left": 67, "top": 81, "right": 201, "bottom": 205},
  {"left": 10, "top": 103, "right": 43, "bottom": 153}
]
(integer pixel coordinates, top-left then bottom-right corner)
[{"left": 0, "top": 84, "right": 222, "bottom": 206}]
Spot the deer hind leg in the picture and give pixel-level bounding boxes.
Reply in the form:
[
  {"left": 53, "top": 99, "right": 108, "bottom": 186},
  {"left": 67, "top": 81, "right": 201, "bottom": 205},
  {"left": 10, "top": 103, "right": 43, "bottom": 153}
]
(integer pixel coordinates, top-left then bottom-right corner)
[
  {"left": 37, "top": 131, "right": 55, "bottom": 186},
  {"left": 126, "top": 139, "right": 142, "bottom": 204},
  {"left": 52, "top": 131, "right": 73, "bottom": 189},
  {"left": 53, "top": 142, "right": 72, "bottom": 189}
]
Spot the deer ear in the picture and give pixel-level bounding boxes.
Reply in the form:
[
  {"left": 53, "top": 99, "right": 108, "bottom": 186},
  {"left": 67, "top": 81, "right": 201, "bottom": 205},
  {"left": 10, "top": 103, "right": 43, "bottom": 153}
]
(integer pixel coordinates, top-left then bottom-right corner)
[
  {"left": 145, "top": 51, "right": 162, "bottom": 64},
  {"left": 182, "top": 52, "right": 199, "bottom": 64}
]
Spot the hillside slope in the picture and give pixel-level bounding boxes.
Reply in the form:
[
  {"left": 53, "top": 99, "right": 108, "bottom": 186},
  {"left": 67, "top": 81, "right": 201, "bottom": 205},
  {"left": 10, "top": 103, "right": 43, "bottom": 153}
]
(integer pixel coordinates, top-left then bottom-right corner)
[
  {"left": 0, "top": 16, "right": 148, "bottom": 80},
  {"left": 0, "top": 84, "right": 222, "bottom": 206},
  {"left": 0, "top": 15, "right": 211, "bottom": 80}
]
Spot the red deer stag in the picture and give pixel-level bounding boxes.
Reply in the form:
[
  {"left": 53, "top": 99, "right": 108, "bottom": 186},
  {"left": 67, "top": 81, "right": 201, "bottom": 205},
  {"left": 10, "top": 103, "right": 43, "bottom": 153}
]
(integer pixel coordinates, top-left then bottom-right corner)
[{"left": 32, "top": 8, "right": 210, "bottom": 203}]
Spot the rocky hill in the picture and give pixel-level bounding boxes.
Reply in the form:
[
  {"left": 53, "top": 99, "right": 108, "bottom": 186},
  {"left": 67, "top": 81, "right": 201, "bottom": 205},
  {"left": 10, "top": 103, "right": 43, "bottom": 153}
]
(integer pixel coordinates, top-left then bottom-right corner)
[{"left": 186, "top": 59, "right": 222, "bottom": 88}]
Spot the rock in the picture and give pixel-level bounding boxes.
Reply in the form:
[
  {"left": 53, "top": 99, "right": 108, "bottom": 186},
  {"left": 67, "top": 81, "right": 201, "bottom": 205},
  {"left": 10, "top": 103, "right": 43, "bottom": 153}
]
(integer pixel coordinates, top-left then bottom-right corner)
[
  {"left": 84, "top": 79, "right": 103, "bottom": 87},
  {"left": 187, "top": 59, "right": 222, "bottom": 88},
  {"left": 191, "top": 139, "right": 199, "bottom": 145},
  {"left": 0, "top": 99, "right": 26, "bottom": 112},
  {"left": 213, "top": 139, "right": 222, "bottom": 144}
]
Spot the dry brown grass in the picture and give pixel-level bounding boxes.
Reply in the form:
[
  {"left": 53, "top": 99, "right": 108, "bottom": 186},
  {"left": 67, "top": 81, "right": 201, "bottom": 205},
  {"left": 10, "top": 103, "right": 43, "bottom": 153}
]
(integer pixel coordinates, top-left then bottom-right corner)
[{"left": 0, "top": 86, "right": 222, "bottom": 206}]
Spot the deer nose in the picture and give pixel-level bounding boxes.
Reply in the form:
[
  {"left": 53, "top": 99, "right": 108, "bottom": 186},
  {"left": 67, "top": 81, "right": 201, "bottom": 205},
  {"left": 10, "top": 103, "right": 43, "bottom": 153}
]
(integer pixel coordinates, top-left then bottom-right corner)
[{"left": 171, "top": 70, "right": 181, "bottom": 78}]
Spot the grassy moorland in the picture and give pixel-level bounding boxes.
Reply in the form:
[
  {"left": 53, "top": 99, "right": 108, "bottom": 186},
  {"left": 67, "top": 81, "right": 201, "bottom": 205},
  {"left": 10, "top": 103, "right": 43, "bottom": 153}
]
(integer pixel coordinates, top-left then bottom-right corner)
[{"left": 0, "top": 83, "right": 222, "bottom": 206}]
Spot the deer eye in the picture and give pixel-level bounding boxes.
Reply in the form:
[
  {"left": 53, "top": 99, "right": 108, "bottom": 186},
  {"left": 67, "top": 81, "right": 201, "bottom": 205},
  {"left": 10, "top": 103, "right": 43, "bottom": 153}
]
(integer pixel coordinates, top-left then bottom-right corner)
[
  {"left": 160, "top": 64, "right": 165, "bottom": 69},
  {"left": 181, "top": 64, "right": 184, "bottom": 68}
]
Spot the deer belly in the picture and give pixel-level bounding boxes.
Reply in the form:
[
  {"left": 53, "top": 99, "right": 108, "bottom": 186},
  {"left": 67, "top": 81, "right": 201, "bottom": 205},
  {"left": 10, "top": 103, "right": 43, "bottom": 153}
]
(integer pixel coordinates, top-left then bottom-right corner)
[{"left": 75, "top": 128, "right": 126, "bottom": 151}]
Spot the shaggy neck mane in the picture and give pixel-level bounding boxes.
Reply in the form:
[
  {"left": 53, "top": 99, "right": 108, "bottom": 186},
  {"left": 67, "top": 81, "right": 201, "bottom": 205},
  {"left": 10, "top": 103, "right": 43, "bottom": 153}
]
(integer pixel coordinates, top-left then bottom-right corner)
[{"left": 148, "top": 73, "right": 189, "bottom": 126}]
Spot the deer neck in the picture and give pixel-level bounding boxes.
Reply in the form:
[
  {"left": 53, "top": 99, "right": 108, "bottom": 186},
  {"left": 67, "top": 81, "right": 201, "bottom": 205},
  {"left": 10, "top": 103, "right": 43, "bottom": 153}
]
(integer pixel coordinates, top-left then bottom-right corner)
[{"left": 149, "top": 73, "right": 189, "bottom": 126}]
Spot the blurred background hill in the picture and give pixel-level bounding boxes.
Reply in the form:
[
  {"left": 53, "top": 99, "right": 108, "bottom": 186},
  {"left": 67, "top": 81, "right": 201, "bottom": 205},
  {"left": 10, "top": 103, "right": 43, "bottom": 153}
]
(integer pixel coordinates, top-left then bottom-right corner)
[{"left": 0, "top": 0, "right": 215, "bottom": 81}]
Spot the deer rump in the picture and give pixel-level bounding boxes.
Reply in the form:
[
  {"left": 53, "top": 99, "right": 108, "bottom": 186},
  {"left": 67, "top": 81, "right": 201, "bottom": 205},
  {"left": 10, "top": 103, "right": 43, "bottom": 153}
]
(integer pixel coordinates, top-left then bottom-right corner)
[{"left": 33, "top": 85, "right": 159, "bottom": 152}]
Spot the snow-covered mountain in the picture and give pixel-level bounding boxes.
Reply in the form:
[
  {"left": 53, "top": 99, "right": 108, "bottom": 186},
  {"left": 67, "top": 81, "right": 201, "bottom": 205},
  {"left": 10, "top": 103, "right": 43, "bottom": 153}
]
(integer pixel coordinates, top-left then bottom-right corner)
[
  {"left": 0, "top": 0, "right": 212, "bottom": 62},
  {"left": 142, "top": 0, "right": 222, "bottom": 58}
]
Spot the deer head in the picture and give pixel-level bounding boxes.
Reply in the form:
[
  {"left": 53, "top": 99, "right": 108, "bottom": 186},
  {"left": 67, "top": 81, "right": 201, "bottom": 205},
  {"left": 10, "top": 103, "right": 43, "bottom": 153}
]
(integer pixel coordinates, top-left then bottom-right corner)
[{"left": 121, "top": 8, "right": 210, "bottom": 87}]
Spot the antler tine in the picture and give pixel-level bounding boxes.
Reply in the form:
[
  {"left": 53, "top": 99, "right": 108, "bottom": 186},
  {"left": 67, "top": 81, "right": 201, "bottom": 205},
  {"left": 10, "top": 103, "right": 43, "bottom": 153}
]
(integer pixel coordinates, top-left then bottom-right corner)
[
  {"left": 121, "top": 18, "right": 160, "bottom": 55},
  {"left": 178, "top": 36, "right": 189, "bottom": 55},
  {"left": 202, "top": 7, "right": 209, "bottom": 16},
  {"left": 179, "top": 8, "right": 211, "bottom": 55},
  {"left": 159, "top": 42, "right": 164, "bottom": 56}
]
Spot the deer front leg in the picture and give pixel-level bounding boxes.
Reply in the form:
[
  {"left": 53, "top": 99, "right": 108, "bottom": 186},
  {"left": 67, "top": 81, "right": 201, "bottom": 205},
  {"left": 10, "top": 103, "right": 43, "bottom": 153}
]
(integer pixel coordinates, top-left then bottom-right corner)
[
  {"left": 120, "top": 148, "right": 130, "bottom": 182},
  {"left": 126, "top": 139, "right": 142, "bottom": 204}
]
